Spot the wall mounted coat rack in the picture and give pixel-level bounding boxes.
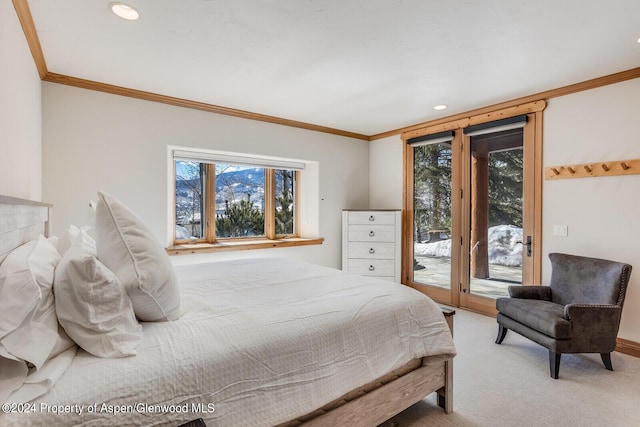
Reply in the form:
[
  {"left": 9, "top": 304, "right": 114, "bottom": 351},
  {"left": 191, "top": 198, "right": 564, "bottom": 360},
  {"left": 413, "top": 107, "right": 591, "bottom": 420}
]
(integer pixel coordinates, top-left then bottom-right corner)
[{"left": 545, "top": 158, "right": 640, "bottom": 180}]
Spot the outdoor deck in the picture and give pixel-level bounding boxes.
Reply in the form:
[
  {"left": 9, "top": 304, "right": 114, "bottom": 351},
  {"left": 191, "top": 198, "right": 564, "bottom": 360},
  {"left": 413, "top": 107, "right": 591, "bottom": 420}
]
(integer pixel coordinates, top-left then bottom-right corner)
[{"left": 413, "top": 255, "right": 522, "bottom": 299}]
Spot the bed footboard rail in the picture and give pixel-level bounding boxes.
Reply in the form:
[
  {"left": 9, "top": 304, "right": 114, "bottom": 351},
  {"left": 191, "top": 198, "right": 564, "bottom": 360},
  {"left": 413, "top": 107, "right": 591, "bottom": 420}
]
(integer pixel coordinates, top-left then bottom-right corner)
[
  {"left": 277, "top": 354, "right": 453, "bottom": 427},
  {"left": 300, "top": 358, "right": 451, "bottom": 426}
]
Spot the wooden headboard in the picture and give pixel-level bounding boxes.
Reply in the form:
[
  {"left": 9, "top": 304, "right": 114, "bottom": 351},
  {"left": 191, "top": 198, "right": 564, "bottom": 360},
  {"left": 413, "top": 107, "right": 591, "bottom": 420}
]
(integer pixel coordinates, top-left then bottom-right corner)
[{"left": 0, "top": 195, "right": 52, "bottom": 262}]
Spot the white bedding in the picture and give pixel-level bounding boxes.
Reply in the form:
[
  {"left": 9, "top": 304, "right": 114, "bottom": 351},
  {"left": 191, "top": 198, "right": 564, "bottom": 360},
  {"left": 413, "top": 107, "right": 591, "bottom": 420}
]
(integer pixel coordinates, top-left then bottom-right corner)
[{"left": 0, "top": 257, "right": 456, "bottom": 427}]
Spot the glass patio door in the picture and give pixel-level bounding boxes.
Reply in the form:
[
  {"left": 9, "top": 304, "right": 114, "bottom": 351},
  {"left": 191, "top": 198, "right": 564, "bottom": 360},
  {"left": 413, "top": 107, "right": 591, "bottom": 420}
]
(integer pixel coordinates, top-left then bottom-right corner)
[
  {"left": 459, "top": 115, "right": 538, "bottom": 314},
  {"left": 408, "top": 130, "right": 462, "bottom": 306},
  {"left": 412, "top": 139, "right": 453, "bottom": 292},
  {"left": 404, "top": 106, "right": 543, "bottom": 315},
  {"left": 468, "top": 129, "right": 523, "bottom": 294}
]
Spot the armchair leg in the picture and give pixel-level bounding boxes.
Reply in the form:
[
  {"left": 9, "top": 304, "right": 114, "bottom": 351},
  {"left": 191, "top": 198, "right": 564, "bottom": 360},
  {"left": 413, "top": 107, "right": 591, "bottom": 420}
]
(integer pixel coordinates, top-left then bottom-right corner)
[
  {"left": 601, "top": 353, "right": 613, "bottom": 371},
  {"left": 495, "top": 324, "right": 508, "bottom": 344},
  {"left": 549, "top": 352, "right": 561, "bottom": 379}
]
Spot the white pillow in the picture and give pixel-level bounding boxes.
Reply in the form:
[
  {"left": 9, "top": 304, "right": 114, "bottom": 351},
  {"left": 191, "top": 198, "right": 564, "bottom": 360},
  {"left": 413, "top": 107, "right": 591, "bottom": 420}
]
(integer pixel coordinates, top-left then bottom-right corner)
[
  {"left": 0, "top": 236, "right": 76, "bottom": 403},
  {"left": 68, "top": 224, "right": 96, "bottom": 254},
  {"left": 54, "top": 226, "right": 142, "bottom": 357},
  {"left": 0, "top": 241, "right": 40, "bottom": 340},
  {"left": 95, "top": 191, "right": 181, "bottom": 321},
  {"left": 0, "top": 241, "right": 40, "bottom": 404}
]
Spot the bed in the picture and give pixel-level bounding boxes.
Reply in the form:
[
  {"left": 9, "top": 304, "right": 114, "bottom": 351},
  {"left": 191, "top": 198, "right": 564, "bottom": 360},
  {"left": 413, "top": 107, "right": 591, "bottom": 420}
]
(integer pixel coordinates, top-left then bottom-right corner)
[{"left": 0, "top": 194, "right": 456, "bottom": 426}]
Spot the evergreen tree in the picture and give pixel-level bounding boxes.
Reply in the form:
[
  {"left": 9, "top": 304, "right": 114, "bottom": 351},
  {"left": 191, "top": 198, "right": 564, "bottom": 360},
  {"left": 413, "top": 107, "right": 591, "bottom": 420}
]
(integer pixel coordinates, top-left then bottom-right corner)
[
  {"left": 488, "top": 149, "right": 523, "bottom": 227},
  {"left": 275, "top": 170, "right": 294, "bottom": 235},
  {"left": 413, "top": 144, "right": 452, "bottom": 243},
  {"left": 216, "top": 194, "right": 265, "bottom": 237},
  {"left": 413, "top": 144, "right": 523, "bottom": 243}
]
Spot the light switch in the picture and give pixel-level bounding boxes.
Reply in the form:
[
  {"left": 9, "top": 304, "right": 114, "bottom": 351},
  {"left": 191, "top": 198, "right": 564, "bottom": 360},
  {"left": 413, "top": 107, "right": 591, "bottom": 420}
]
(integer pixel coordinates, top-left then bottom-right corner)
[{"left": 553, "top": 225, "right": 568, "bottom": 237}]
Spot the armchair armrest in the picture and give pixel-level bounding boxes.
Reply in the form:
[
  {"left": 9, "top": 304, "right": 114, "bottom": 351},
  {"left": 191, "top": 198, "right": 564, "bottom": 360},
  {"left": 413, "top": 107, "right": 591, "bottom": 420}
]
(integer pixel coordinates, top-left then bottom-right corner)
[
  {"left": 564, "top": 303, "right": 622, "bottom": 324},
  {"left": 564, "top": 304, "right": 623, "bottom": 350},
  {"left": 508, "top": 285, "right": 552, "bottom": 300}
]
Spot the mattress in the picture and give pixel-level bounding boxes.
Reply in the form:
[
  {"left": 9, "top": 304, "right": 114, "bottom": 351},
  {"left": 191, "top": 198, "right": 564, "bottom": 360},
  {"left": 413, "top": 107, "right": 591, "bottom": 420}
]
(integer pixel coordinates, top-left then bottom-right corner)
[{"left": 0, "top": 257, "right": 455, "bottom": 426}]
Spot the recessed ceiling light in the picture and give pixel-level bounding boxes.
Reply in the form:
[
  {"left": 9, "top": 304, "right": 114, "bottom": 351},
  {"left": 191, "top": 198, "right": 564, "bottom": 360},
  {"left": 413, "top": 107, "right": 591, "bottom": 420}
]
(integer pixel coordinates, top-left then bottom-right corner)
[
  {"left": 109, "top": 2, "right": 140, "bottom": 21},
  {"left": 433, "top": 105, "right": 448, "bottom": 111}
]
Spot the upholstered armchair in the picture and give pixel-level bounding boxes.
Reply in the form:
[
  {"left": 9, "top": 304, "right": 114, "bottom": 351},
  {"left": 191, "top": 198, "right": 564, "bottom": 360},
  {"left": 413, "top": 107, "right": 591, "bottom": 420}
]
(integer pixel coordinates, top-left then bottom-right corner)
[{"left": 495, "top": 253, "right": 632, "bottom": 379}]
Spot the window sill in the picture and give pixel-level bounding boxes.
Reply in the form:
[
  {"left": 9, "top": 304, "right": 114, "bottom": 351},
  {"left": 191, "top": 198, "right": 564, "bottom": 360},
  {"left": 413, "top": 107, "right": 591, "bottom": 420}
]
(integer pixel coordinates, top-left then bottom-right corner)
[{"left": 166, "top": 237, "right": 324, "bottom": 255}]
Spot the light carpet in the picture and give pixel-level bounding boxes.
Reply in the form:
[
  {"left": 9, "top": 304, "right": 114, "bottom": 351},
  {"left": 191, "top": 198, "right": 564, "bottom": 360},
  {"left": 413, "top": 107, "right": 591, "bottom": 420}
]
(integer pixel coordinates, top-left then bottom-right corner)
[{"left": 381, "top": 308, "right": 640, "bottom": 427}]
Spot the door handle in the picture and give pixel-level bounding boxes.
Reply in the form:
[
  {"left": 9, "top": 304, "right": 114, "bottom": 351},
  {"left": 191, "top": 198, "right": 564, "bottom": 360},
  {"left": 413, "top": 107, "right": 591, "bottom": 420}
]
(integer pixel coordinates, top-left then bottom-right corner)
[{"left": 516, "top": 236, "right": 532, "bottom": 257}]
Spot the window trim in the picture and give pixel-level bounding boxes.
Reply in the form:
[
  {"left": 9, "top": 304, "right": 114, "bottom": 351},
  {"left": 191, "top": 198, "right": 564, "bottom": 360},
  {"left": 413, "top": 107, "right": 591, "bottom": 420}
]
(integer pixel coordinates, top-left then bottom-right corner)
[
  {"left": 172, "top": 149, "right": 306, "bottom": 171},
  {"left": 169, "top": 147, "right": 320, "bottom": 254},
  {"left": 167, "top": 236, "right": 325, "bottom": 255}
]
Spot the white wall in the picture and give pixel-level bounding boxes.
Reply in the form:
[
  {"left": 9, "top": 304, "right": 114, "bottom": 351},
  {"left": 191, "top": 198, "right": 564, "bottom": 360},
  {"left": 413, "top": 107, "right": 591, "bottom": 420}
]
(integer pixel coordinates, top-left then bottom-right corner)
[
  {"left": 543, "top": 78, "right": 640, "bottom": 342},
  {"left": 369, "top": 135, "right": 403, "bottom": 209},
  {"left": 0, "top": 2, "right": 42, "bottom": 200},
  {"left": 42, "top": 83, "right": 369, "bottom": 269},
  {"left": 369, "top": 77, "right": 640, "bottom": 343}
]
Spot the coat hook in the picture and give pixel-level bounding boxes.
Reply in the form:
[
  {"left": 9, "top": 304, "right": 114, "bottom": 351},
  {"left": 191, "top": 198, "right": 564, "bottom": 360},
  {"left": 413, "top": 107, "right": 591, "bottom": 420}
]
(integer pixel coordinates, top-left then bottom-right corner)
[
  {"left": 583, "top": 165, "right": 592, "bottom": 173},
  {"left": 552, "top": 168, "right": 560, "bottom": 175},
  {"left": 567, "top": 167, "right": 575, "bottom": 174},
  {"left": 621, "top": 162, "right": 630, "bottom": 170},
  {"left": 601, "top": 164, "right": 610, "bottom": 172}
]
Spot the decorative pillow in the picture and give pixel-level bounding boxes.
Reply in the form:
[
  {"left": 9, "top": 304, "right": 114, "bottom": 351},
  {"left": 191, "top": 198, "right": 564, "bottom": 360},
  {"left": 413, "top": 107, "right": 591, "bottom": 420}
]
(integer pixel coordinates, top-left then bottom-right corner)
[
  {"left": 95, "top": 191, "right": 181, "bottom": 321},
  {"left": 54, "top": 226, "right": 143, "bottom": 357},
  {"left": 0, "top": 236, "right": 76, "bottom": 403}
]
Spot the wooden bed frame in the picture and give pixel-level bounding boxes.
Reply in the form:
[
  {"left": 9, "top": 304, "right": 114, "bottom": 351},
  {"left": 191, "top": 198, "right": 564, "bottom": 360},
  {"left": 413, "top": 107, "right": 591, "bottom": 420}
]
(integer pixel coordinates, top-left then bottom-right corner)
[{"left": 0, "top": 195, "right": 453, "bottom": 426}]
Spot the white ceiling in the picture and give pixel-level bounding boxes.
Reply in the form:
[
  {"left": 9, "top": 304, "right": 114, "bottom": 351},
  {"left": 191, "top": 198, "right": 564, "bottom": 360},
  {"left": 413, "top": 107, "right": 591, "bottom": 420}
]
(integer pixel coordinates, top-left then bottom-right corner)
[{"left": 28, "top": 0, "right": 640, "bottom": 137}]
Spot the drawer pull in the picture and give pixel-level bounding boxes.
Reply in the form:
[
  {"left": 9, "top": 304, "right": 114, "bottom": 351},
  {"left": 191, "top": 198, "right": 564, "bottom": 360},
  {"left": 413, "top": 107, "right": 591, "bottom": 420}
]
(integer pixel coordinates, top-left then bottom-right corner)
[
  {"left": 369, "top": 215, "right": 375, "bottom": 221},
  {"left": 369, "top": 248, "right": 375, "bottom": 254},
  {"left": 369, "top": 265, "right": 375, "bottom": 271},
  {"left": 369, "top": 231, "right": 375, "bottom": 237}
]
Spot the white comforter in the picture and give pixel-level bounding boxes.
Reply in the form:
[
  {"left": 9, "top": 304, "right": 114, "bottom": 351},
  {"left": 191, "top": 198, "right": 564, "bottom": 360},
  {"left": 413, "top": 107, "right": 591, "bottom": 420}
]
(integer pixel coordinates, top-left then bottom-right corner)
[{"left": 0, "top": 257, "right": 456, "bottom": 426}]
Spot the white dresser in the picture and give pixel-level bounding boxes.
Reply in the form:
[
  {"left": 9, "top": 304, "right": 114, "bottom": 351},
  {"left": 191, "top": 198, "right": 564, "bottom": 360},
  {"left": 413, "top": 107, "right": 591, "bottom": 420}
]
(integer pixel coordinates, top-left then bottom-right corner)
[{"left": 342, "top": 210, "right": 401, "bottom": 283}]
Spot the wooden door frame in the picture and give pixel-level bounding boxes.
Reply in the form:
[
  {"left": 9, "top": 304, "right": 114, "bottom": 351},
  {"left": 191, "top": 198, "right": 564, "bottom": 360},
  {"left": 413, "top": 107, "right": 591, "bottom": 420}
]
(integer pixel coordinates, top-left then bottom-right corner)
[
  {"left": 402, "top": 130, "right": 463, "bottom": 307},
  {"left": 402, "top": 101, "right": 546, "bottom": 313}
]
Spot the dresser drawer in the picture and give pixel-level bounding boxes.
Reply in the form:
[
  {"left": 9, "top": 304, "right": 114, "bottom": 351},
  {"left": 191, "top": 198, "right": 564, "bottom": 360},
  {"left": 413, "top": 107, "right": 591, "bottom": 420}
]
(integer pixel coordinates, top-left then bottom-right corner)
[
  {"left": 342, "top": 210, "right": 401, "bottom": 283},
  {"left": 348, "top": 211, "right": 396, "bottom": 226},
  {"left": 348, "top": 225, "right": 396, "bottom": 242},
  {"left": 347, "top": 242, "right": 396, "bottom": 259},
  {"left": 346, "top": 259, "right": 395, "bottom": 277}
]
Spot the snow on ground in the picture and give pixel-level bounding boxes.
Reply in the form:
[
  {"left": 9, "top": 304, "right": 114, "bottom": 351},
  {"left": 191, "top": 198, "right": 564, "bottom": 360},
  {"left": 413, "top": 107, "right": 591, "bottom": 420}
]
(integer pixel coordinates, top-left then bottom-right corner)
[{"left": 414, "top": 225, "right": 523, "bottom": 267}]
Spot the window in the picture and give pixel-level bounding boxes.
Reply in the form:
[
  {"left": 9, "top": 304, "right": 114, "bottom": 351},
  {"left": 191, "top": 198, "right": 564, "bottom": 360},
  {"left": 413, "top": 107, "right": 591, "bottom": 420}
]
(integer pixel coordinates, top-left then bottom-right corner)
[
  {"left": 213, "top": 163, "right": 268, "bottom": 238},
  {"left": 170, "top": 148, "right": 321, "bottom": 252}
]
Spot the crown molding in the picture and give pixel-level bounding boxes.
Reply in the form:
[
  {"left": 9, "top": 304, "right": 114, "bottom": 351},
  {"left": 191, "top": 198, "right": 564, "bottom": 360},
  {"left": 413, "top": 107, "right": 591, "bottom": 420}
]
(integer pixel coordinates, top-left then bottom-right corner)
[
  {"left": 12, "top": 0, "right": 47, "bottom": 78},
  {"left": 41, "top": 72, "right": 369, "bottom": 140},
  {"left": 12, "top": 0, "right": 368, "bottom": 141},
  {"left": 370, "top": 67, "right": 640, "bottom": 141},
  {"left": 13, "top": 0, "right": 640, "bottom": 143}
]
